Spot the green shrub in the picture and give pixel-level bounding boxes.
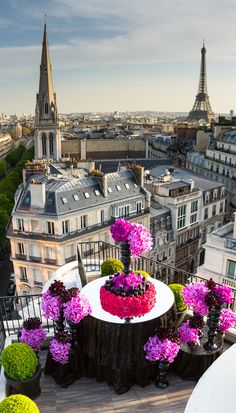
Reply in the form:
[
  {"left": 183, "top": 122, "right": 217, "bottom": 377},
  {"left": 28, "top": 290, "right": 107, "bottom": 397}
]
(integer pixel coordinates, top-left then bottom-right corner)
[
  {"left": 5, "top": 145, "right": 25, "bottom": 167},
  {"left": 0, "top": 394, "right": 40, "bottom": 413},
  {"left": 134, "top": 270, "right": 151, "bottom": 278},
  {"left": 1, "top": 343, "right": 38, "bottom": 380},
  {"left": 168, "top": 284, "right": 187, "bottom": 311},
  {"left": 101, "top": 258, "right": 124, "bottom": 276}
]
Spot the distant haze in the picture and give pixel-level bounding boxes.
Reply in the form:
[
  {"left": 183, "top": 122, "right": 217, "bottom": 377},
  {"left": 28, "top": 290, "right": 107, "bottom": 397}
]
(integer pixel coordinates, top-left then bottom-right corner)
[{"left": 0, "top": 0, "right": 236, "bottom": 115}]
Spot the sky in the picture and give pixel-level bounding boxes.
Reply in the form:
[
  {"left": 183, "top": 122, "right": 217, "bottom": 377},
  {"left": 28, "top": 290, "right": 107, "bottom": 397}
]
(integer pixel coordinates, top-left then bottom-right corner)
[{"left": 1, "top": 0, "right": 236, "bottom": 115}]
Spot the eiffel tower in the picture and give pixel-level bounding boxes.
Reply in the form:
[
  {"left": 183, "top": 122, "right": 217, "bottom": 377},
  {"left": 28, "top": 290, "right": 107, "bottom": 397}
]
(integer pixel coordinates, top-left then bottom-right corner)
[{"left": 188, "top": 42, "right": 214, "bottom": 122}]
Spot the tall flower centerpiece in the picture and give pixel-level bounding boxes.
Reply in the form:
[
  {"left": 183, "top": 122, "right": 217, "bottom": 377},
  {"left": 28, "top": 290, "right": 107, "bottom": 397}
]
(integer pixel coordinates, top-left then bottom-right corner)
[
  {"left": 41, "top": 280, "right": 66, "bottom": 327},
  {"left": 19, "top": 317, "right": 47, "bottom": 352},
  {"left": 181, "top": 278, "right": 233, "bottom": 350},
  {"left": 100, "top": 219, "right": 156, "bottom": 321},
  {"left": 144, "top": 327, "right": 180, "bottom": 389}
]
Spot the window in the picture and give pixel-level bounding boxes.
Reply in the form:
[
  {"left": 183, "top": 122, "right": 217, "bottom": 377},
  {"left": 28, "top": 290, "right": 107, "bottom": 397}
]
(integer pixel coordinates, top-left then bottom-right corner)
[
  {"left": 47, "top": 221, "right": 55, "bottom": 235},
  {"left": 116, "top": 185, "right": 121, "bottom": 191},
  {"left": 80, "top": 215, "right": 88, "bottom": 228},
  {"left": 212, "top": 205, "right": 216, "bottom": 216},
  {"left": 33, "top": 269, "right": 42, "bottom": 285},
  {"left": 42, "top": 133, "right": 47, "bottom": 156},
  {"left": 44, "top": 102, "right": 49, "bottom": 114},
  {"left": 65, "top": 244, "right": 74, "bottom": 262},
  {"left": 61, "top": 197, "right": 68, "bottom": 204},
  {"left": 204, "top": 208, "right": 208, "bottom": 220},
  {"left": 136, "top": 201, "right": 142, "bottom": 214},
  {"left": 191, "top": 201, "right": 198, "bottom": 213},
  {"left": 84, "top": 192, "right": 90, "bottom": 199},
  {"left": 133, "top": 183, "right": 138, "bottom": 188},
  {"left": 31, "top": 220, "right": 39, "bottom": 232},
  {"left": 213, "top": 189, "right": 218, "bottom": 200},
  {"left": 190, "top": 214, "right": 197, "bottom": 224},
  {"left": 227, "top": 260, "right": 236, "bottom": 279},
  {"left": 205, "top": 192, "right": 209, "bottom": 203},
  {"left": 107, "top": 187, "right": 112, "bottom": 193},
  {"left": 177, "top": 205, "right": 186, "bottom": 229},
  {"left": 18, "top": 243, "right": 25, "bottom": 256},
  {"left": 94, "top": 190, "right": 100, "bottom": 196},
  {"left": 62, "top": 220, "right": 69, "bottom": 234},
  {"left": 118, "top": 205, "right": 130, "bottom": 217},
  {"left": 100, "top": 210, "right": 105, "bottom": 223},
  {"left": 219, "top": 202, "right": 224, "bottom": 213},
  {"left": 49, "top": 133, "right": 54, "bottom": 155},
  {"left": 17, "top": 218, "right": 24, "bottom": 232},
  {"left": 73, "top": 194, "right": 79, "bottom": 201},
  {"left": 125, "top": 183, "right": 130, "bottom": 189},
  {"left": 19, "top": 266, "right": 27, "bottom": 281}
]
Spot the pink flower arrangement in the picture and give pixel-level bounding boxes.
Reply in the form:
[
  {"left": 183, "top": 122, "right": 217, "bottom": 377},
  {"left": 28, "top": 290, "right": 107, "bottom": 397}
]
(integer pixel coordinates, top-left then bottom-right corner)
[
  {"left": 214, "top": 285, "right": 233, "bottom": 305},
  {"left": 181, "top": 283, "right": 209, "bottom": 316},
  {"left": 64, "top": 293, "right": 91, "bottom": 324},
  {"left": 49, "top": 331, "right": 71, "bottom": 365},
  {"left": 112, "top": 272, "right": 142, "bottom": 291},
  {"left": 110, "top": 218, "right": 133, "bottom": 242},
  {"left": 178, "top": 320, "right": 200, "bottom": 345},
  {"left": 128, "top": 224, "right": 153, "bottom": 259},
  {"left": 41, "top": 290, "right": 63, "bottom": 321},
  {"left": 218, "top": 308, "right": 236, "bottom": 333},
  {"left": 100, "top": 282, "right": 156, "bottom": 318},
  {"left": 144, "top": 336, "right": 180, "bottom": 363},
  {"left": 110, "top": 218, "right": 153, "bottom": 259},
  {"left": 19, "top": 317, "right": 46, "bottom": 352}
]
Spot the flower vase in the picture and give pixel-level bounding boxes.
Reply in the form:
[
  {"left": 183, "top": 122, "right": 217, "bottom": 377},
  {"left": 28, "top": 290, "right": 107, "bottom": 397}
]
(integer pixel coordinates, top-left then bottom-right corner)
[
  {"left": 204, "top": 305, "right": 222, "bottom": 351},
  {"left": 120, "top": 241, "right": 131, "bottom": 275},
  {"left": 155, "top": 360, "right": 170, "bottom": 389},
  {"left": 67, "top": 320, "right": 79, "bottom": 350},
  {"left": 55, "top": 310, "right": 65, "bottom": 332}
]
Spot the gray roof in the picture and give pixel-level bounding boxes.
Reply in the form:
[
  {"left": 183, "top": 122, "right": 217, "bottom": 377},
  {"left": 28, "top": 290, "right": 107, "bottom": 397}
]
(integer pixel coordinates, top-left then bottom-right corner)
[
  {"left": 221, "top": 130, "right": 236, "bottom": 144},
  {"left": 17, "top": 169, "right": 144, "bottom": 216}
]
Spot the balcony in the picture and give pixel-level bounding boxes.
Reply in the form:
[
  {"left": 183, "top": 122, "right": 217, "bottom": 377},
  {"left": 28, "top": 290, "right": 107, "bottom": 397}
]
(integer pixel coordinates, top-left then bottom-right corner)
[
  {"left": 225, "top": 237, "right": 236, "bottom": 250},
  {"left": 29, "top": 256, "right": 41, "bottom": 263},
  {"left": 65, "top": 255, "right": 77, "bottom": 264},
  {"left": 44, "top": 258, "right": 57, "bottom": 265},
  {"left": 34, "top": 281, "right": 43, "bottom": 286},
  {"left": 19, "top": 277, "right": 28, "bottom": 283},
  {"left": 15, "top": 254, "right": 27, "bottom": 261}
]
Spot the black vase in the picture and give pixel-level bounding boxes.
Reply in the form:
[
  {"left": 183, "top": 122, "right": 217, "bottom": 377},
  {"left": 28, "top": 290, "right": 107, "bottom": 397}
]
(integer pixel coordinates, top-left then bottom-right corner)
[
  {"left": 204, "top": 305, "right": 222, "bottom": 351},
  {"left": 55, "top": 309, "right": 65, "bottom": 332},
  {"left": 67, "top": 320, "right": 79, "bottom": 349},
  {"left": 120, "top": 241, "right": 131, "bottom": 276},
  {"left": 5, "top": 364, "right": 42, "bottom": 399},
  {"left": 155, "top": 360, "right": 170, "bottom": 389}
]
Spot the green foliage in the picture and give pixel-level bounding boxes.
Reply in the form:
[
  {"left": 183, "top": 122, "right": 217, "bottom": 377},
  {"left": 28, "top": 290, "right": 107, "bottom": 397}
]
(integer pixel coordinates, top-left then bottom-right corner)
[
  {"left": 168, "top": 284, "right": 187, "bottom": 311},
  {"left": 1, "top": 343, "right": 38, "bottom": 381},
  {"left": 101, "top": 258, "right": 124, "bottom": 276},
  {"left": 0, "top": 194, "right": 13, "bottom": 215},
  {"left": 0, "top": 160, "right": 7, "bottom": 178},
  {"left": 21, "top": 146, "right": 34, "bottom": 161},
  {"left": 0, "top": 210, "right": 10, "bottom": 250},
  {"left": 0, "top": 394, "right": 40, "bottom": 413},
  {"left": 5, "top": 145, "right": 25, "bottom": 167},
  {"left": 134, "top": 270, "right": 151, "bottom": 277}
]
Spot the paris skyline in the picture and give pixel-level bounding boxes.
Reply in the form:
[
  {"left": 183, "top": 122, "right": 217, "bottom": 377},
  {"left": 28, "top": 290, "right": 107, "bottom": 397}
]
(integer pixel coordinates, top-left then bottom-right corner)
[{"left": 1, "top": 0, "right": 236, "bottom": 114}]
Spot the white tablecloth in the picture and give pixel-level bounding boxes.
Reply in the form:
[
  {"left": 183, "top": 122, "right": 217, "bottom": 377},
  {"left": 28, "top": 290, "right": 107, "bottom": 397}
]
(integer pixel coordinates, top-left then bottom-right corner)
[
  {"left": 81, "top": 276, "right": 174, "bottom": 324},
  {"left": 185, "top": 343, "right": 236, "bottom": 413}
]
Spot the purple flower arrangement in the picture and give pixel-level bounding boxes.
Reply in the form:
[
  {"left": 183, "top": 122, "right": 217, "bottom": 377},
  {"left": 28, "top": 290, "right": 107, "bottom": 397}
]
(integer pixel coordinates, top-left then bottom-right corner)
[
  {"left": 218, "top": 308, "right": 236, "bottom": 333},
  {"left": 41, "top": 280, "right": 66, "bottom": 321},
  {"left": 64, "top": 293, "right": 92, "bottom": 324},
  {"left": 144, "top": 328, "right": 180, "bottom": 363},
  {"left": 112, "top": 271, "right": 143, "bottom": 291},
  {"left": 49, "top": 331, "right": 72, "bottom": 365},
  {"left": 19, "top": 317, "right": 47, "bottom": 352},
  {"left": 110, "top": 218, "right": 153, "bottom": 259},
  {"left": 178, "top": 320, "right": 200, "bottom": 346},
  {"left": 181, "top": 278, "right": 233, "bottom": 316}
]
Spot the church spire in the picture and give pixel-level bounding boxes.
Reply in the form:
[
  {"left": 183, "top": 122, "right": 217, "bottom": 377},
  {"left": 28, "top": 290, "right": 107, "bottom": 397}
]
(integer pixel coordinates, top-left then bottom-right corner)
[{"left": 34, "top": 23, "right": 61, "bottom": 161}]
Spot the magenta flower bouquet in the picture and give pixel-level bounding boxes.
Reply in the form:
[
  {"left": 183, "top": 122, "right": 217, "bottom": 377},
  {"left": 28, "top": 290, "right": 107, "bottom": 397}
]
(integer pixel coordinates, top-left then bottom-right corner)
[
  {"left": 178, "top": 320, "right": 200, "bottom": 346},
  {"left": 41, "top": 280, "right": 66, "bottom": 321},
  {"left": 218, "top": 308, "right": 236, "bottom": 333},
  {"left": 144, "top": 328, "right": 180, "bottom": 363},
  {"left": 64, "top": 293, "right": 92, "bottom": 324},
  {"left": 49, "top": 331, "right": 71, "bottom": 364},
  {"left": 181, "top": 283, "right": 209, "bottom": 316},
  {"left": 110, "top": 218, "right": 153, "bottom": 259},
  {"left": 20, "top": 317, "right": 46, "bottom": 352}
]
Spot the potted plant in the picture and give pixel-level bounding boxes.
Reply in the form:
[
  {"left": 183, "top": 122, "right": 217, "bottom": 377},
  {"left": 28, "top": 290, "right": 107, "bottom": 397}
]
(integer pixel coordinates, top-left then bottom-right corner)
[
  {"left": 0, "top": 394, "right": 40, "bottom": 413},
  {"left": 1, "top": 342, "right": 42, "bottom": 399},
  {"left": 168, "top": 284, "right": 187, "bottom": 326},
  {"left": 101, "top": 258, "right": 124, "bottom": 276}
]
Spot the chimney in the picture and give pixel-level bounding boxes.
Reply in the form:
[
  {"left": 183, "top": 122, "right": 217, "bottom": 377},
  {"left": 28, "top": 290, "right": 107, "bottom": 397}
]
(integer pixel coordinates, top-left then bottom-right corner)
[
  {"left": 96, "top": 173, "right": 108, "bottom": 197},
  {"left": 30, "top": 180, "right": 46, "bottom": 209},
  {"left": 130, "top": 164, "right": 144, "bottom": 187}
]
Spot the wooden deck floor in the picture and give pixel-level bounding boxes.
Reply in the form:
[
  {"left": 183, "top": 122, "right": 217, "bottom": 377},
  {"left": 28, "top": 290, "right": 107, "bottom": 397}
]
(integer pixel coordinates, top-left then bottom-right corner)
[{"left": 35, "top": 363, "right": 195, "bottom": 413}]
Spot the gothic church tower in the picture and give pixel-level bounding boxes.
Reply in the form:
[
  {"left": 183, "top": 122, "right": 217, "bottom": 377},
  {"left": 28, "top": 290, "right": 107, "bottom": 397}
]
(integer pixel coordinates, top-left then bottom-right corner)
[{"left": 34, "top": 24, "right": 61, "bottom": 160}]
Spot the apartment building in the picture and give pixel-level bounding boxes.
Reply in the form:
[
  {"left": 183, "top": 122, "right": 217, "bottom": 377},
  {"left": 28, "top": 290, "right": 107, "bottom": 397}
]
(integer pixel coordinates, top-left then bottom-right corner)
[
  {"left": 7, "top": 163, "right": 150, "bottom": 294},
  {"left": 0, "top": 133, "right": 12, "bottom": 159}
]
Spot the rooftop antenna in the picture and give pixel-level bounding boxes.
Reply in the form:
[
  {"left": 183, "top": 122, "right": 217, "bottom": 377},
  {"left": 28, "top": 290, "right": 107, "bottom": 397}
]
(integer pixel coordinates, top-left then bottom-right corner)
[{"left": 44, "top": 14, "right": 47, "bottom": 24}]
